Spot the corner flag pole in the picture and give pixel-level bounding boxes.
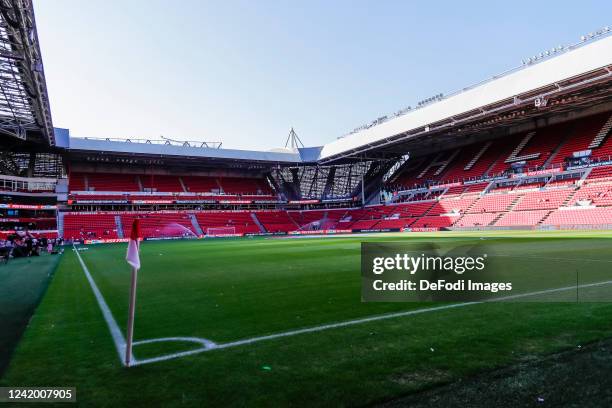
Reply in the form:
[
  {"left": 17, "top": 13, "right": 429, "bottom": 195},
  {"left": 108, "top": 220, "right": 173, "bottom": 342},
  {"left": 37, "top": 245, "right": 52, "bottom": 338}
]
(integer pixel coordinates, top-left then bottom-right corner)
[
  {"left": 125, "top": 266, "right": 138, "bottom": 366},
  {"left": 124, "top": 218, "right": 141, "bottom": 367}
]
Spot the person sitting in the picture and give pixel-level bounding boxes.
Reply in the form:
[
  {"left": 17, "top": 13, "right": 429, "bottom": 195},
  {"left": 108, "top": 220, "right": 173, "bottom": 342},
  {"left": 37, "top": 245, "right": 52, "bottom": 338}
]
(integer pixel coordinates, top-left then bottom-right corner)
[{"left": 0, "top": 240, "right": 12, "bottom": 263}]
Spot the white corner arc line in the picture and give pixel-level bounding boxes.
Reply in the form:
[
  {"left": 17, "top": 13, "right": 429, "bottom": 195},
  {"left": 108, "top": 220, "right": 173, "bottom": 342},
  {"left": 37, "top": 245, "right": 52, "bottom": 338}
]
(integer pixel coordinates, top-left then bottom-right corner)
[{"left": 73, "top": 246, "right": 130, "bottom": 366}]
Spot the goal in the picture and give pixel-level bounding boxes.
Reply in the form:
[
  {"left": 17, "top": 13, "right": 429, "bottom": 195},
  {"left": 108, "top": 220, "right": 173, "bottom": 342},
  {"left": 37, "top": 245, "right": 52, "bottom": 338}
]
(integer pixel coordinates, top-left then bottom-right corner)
[{"left": 206, "top": 227, "right": 236, "bottom": 236}]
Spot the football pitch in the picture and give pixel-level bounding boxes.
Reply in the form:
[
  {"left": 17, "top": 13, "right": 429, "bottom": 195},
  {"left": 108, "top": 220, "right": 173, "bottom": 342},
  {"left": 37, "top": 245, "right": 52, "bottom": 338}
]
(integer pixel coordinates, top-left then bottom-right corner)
[{"left": 2, "top": 230, "right": 612, "bottom": 406}]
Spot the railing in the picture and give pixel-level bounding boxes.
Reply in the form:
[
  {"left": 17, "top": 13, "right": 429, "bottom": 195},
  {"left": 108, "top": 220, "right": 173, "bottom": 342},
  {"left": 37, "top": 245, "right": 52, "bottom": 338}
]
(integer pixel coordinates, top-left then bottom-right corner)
[
  {"left": 341, "top": 28, "right": 612, "bottom": 139},
  {"left": 79, "top": 136, "right": 222, "bottom": 149},
  {"left": 382, "top": 155, "right": 612, "bottom": 204},
  {"left": 0, "top": 175, "right": 58, "bottom": 193},
  {"left": 389, "top": 154, "right": 612, "bottom": 194}
]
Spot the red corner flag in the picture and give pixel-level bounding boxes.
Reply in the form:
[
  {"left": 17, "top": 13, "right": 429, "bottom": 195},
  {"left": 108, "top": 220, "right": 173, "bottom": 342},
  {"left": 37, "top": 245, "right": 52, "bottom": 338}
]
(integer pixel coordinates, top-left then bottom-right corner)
[
  {"left": 125, "top": 218, "right": 141, "bottom": 367},
  {"left": 126, "top": 219, "right": 140, "bottom": 270}
]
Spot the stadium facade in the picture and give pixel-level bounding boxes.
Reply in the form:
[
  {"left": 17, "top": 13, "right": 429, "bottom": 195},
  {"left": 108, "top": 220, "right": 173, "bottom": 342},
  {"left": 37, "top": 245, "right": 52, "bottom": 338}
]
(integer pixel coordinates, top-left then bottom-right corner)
[{"left": 1, "top": 1, "right": 612, "bottom": 242}]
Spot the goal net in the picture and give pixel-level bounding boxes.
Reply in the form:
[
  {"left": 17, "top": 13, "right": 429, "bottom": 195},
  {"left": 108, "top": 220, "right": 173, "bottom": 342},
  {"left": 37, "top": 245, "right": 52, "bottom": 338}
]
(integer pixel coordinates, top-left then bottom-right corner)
[{"left": 206, "top": 227, "right": 236, "bottom": 236}]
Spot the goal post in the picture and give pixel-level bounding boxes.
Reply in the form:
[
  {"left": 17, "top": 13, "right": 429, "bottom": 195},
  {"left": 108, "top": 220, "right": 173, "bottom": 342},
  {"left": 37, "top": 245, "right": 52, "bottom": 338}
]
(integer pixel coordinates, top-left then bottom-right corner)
[{"left": 206, "top": 226, "right": 236, "bottom": 236}]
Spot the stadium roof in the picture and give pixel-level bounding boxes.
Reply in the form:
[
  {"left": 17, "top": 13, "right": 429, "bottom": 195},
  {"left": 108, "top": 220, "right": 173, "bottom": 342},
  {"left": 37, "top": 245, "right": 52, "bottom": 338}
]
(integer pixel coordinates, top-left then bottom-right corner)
[
  {"left": 0, "top": 0, "right": 54, "bottom": 145},
  {"left": 319, "top": 32, "right": 612, "bottom": 163},
  {"left": 65, "top": 135, "right": 302, "bottom": 164}
]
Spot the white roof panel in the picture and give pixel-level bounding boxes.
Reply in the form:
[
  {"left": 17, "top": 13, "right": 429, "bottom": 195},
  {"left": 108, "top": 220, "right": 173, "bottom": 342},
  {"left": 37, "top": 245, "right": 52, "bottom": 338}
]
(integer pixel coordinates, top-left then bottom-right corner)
[
  {"left": 69, "top": 137, "right": 301, "bottom": 162},
  {"left": 320, "top": 35, "right": 612, "bottom": 159}
]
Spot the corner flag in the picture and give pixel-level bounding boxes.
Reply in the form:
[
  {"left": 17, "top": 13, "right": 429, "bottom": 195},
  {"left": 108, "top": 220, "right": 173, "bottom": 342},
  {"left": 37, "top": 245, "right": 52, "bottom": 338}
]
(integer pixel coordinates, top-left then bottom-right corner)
[
  {"left": 125, "top": 218, "right": 141, "bottom": 367},
  {"left": 126, "top": 219, "right": 140, "bottom": 270}
]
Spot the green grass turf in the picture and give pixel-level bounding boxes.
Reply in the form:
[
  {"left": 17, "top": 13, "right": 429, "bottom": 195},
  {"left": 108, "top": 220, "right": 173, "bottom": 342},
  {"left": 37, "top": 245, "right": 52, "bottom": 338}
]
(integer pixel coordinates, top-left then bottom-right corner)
[
  {"left": 0, "top": 253, "right": 60, "bottom": 376},
  {"left": 2, "top": 231, "right": 612, "bottom": 406}
]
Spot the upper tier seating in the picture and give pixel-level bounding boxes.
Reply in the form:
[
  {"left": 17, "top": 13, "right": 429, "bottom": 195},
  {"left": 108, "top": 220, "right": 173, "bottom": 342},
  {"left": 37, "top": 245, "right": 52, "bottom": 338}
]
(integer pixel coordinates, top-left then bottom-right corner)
[
  {"left": 463, "top": 182, "right": 489, "bottom": 194},
  {"left": 88, "top": 173, "right": 140, "bottom": 192},
  {"left": 219, "top": 177, "right": 272, "bottom": 195},
  {"left": 546, "top": 177, "right": 579, "bottom": 188},
  {"left": 68, "top": 173, "right": 87, "bottom": 191},
  {"left": 69, "top": 172, "right": 274, "bottom": 196},
  {"left": 182, "top": 176, "right": 220, "bottom": 193},
  {"left": 588, "top": 166, "right": 612, "bottom": 181},
  {"left": 391, "top": 113, "right": 612, "bottom": 189},
  {"left": 141, "top": 175, "right": 184, "bottom": 192},
  {"left": 549, "top": 113, "right": 611, "bottom": 166},
  {"left": 439, "top": 144, "right": 486, "bottom": 182},
  {"left": 443, "top": 185, "right": 466, "bottom": 196}
]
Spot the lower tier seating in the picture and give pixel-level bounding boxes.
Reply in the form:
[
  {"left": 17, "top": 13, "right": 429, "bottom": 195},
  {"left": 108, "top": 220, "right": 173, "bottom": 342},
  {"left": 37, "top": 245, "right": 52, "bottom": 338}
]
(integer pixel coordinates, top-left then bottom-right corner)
[
  {"left": 453, "top": 212, "right": 499, "bottom": 227},
  {"left": 63, "top": 214, "right": 119, "bottom": 240},
  {"left": 494, "top": 210, "right": 549, "bottom": 226},
  {"left": 61, "top": 167, "right": 612, "bottom": 240},
  {"left": 122, "top": 213, "right": 196, "bottom": 238},
  {"left": 542, "top": 207, "right": 612, "bottom": 226}
]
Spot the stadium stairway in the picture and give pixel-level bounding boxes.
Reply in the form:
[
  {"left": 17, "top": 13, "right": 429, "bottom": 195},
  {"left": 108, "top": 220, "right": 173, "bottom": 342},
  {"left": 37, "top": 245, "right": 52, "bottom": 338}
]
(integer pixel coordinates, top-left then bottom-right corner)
[
  {"left": 115, "top": 216, "right": 124, "bottom": 239},
  {"left": 588, "top": 113, "right": 612, "bottom": 149},
  {"left": 178, "top": 177, "right": 188, "bottom": 192},
  {"left": 504, "top": 132, "right": 538, "bottom": 163},
  {"left": 579, "top": 168, "right": 593, "bottom": 184},
  {"left": 543, "top": 125, "right": 574, "bottom": 168},
  {"left": 464, "top": 142, "right": 492, "bottom": 171},
  {"left": 508, "top": 195, "right": 523, "bottom": 211},
  {"left": 57, "top": 212, "right": 64, "bottom": 238},
  {"left": 562, "top": 188, "right": 579, "bottom": 207},
  {"left": 189, "top": 214, "right": 204, "bottom": 235},
  {"left": 488, "top": 212, "right": 506, "bottom": 226},
  {"left": 452, "top": 195, "right": 488, "bottom": 226},
  {"left": 250, "top": 212, "right": 267, "bottom": 233},
  {"left": 136, "top": 175, "right": 144, "bottom": 191},
  {"left": 537, "top": 210, "right": 555, "bottom": 225}
]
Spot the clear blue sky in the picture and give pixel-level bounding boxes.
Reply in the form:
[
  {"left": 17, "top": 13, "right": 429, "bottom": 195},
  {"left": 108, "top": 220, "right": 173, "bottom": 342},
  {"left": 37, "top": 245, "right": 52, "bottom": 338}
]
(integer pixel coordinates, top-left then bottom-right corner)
[{"left": 34, "top": 0, "right": 611, "bottom": 151}]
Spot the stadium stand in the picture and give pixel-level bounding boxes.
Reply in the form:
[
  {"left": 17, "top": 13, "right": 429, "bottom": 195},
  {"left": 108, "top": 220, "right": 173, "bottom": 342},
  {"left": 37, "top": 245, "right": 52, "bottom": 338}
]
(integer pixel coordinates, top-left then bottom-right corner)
[
  {"left": 4, "top": 7, "right": 611, "bottom": 246},
  {"left": 122, "top": 212, "right": 197, "bottom": 238},
  {"left": 254, "top": 211, "right": 298, "bottom": 233},
  {"left": 494, "top": 210, "right": 550, "bottom": 226},
  {"left": 195, "top": 212, "right": 261, "bottom": 235},
  {"left": 454, "top": 212, "right": 500, "bottom": 227},
  {"left": 542, "top": 207, "right": 612, "bottom": 226},
  {"left": 141, "top": 175, "right": 184, "bottom": 192},
  {"left": 46, "top": 61, "right": 612, "bottom": 239},
  {"left": 81, "top": 173, "right": 141, "bottom": 192},
  {"left": 182, "top": 176, "right": 220, "bottom": 193},
  {"left": 514, "top": 189, "right": 573, "bottom": 211},
  {"left": 63, "top": 213, "right": 119, "bottom": 240}
]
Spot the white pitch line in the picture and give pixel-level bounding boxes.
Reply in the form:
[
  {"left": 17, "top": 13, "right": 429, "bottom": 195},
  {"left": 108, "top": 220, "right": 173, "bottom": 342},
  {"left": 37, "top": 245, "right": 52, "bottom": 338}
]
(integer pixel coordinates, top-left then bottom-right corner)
[
  {"left": 73, "top": 247, "right": 612, "bottom": 367},
  {"left": 133, "top": 279, "right": 612, "bottom": 366},
  {"left": 73, "top": 246, "right": 130, "bottom": 366}
]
